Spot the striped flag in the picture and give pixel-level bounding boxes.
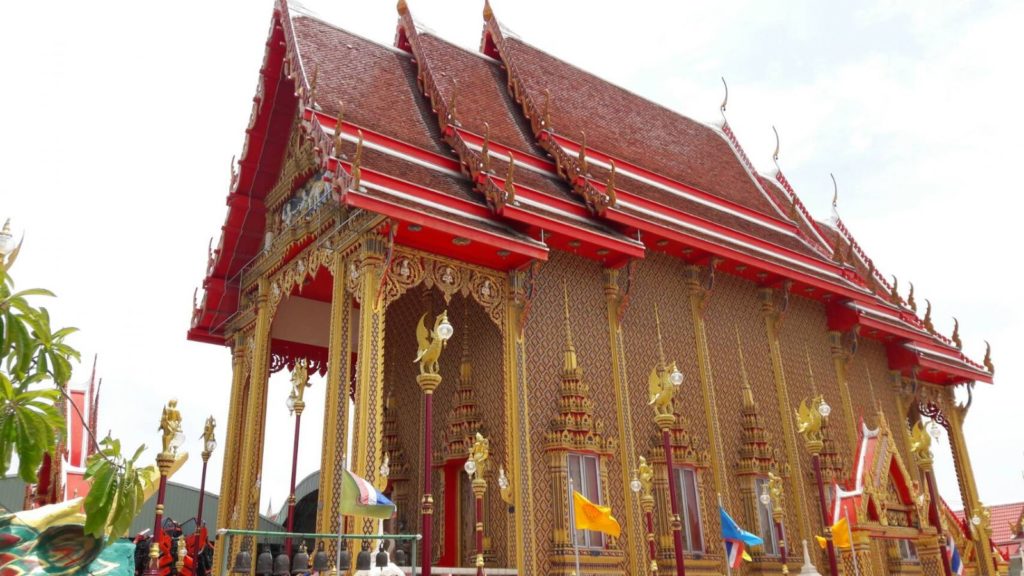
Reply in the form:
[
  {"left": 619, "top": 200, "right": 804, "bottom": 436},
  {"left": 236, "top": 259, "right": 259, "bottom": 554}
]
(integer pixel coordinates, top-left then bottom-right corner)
[
  {"left": 339, "top": 469, "right": 396, "bottom": 519},
  {"left": 720, "top": 505, "right": 761, "bottom": 569},
  {"left": 947, "top": 536, "right": 964, "bottom": 576}
]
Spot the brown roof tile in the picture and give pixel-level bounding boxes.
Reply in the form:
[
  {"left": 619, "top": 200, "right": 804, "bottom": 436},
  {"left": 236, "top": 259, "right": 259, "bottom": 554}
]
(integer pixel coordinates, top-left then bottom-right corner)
[{"left": 501, "top": 36, "right": 782, "bottom": 218}]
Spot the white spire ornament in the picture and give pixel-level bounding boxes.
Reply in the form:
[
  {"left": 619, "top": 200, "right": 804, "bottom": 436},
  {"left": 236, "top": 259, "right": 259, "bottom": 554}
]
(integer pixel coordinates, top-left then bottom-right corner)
[{"left": 799, "top": 540, "right": 823, "bottom": 576}]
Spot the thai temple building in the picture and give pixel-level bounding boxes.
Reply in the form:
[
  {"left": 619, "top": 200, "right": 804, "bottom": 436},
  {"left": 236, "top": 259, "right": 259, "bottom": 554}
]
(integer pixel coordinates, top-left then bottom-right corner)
[{"left": 188, "top": 1, "right": 1007, "bottom": 574}]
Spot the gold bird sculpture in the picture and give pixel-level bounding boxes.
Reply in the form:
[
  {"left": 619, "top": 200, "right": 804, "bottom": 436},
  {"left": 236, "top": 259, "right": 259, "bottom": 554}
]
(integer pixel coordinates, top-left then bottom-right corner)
[
  {"left": 647, "top": 362, "right": 677, "bottom": 416},
  {"left": 794, "top": 397, "right": 823, "bottom": 438},
  {"left": 415, "top": 310, "right": 449, "bottom": 375},
  {"left": 908, "top": 421, "right": 932, "bottom": 462}
]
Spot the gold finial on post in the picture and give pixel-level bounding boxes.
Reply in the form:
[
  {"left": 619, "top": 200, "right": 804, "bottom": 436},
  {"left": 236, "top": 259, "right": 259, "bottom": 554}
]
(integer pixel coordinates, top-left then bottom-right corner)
[
  {"left": 414, "top": 310, "right": 453, "bottom": 382},
  {"left": 288, "top": 358, "right": 311, "bottom": 416},
  {"left": 158, "top": 399, "right": 183, "bottom": 459},
  {"left": 562, "top": 282, "right": 579, "bottom": 375},
  {"left": 201, "top": 415, "right": 217, "bottom": 462}
]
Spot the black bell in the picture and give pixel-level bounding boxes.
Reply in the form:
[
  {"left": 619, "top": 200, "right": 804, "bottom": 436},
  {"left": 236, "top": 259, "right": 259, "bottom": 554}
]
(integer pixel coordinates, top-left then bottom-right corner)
[
  {"left": 337, "top": 545, "right": 351, "bottom": 573},
  {"left": 375, "top": 547, "right": 388, "bottom": 568},
  {"left": 394, "top": 549, "right": 407, "bottom": 566},
  {"left": 256, "top": 546, "right": 275, "bottom": 576},
  {"left": 273, "top": 552, "right": 290, "bottom": 576},
  {"left": 311, "top": 543, "right": 330, "bottom": 572},
  {"left": 355, "top": 549, "right": 372, "bottom": 571},
  {"left": 291, "top": 543, "right": 310, "bottom": 574},
  {"left": 232, "top": 550, "right": 252, "bottom": 574}
]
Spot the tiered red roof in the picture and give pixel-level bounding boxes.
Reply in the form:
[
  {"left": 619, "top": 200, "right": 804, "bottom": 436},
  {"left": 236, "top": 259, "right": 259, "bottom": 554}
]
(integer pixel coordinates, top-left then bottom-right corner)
[{"left": 188, "top": 0, "right": 993, "bottom": 388}]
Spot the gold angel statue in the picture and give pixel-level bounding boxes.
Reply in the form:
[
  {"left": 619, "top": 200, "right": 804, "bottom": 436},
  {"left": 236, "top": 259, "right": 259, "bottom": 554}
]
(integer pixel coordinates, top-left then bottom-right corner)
[
  {"left": 470, "top": 432, "right": 490, "bottom": 468},
  {"left": 202, "top": 416, "right": 216, "bottom": 446},
  {"left": 415, "top": 310, "right": 451, "bottom": 375},
  {"left": 647, "top": 362, "right": 679, "bottom": 417},
  {"left": 159, "top": 399, "right": 183, "bottom": 454},
  {"left": 637, "top": 456, "right": 654, "bottom": 496}
]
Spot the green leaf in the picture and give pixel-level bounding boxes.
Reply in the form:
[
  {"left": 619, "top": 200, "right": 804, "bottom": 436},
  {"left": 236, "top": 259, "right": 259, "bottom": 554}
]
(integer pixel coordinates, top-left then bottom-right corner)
[{"left": 84, "top": 464, "right": 116, "bottom": 537}]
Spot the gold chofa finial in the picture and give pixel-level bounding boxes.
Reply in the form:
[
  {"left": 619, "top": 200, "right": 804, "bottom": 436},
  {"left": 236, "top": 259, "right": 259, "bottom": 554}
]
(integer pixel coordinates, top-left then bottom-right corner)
[
  {"left": 352, "top": 130, "right": 364, "bottom": 191},
  {"left": 483, "top": 0, "right": 493, "bottom": 20},
  {"left": 983, "top": 341, "right": 993, "bottom": 374},
  {"left": 831, "top": 173, "right": 839, "bottom": 209},
  {"left": 397, "top": 0, "right": 409, "bottom": 16},
  {"left": 578, "top": 131, "right": 588, "bottom": 174},
  {"left": 772, "top": 126, "right": 780, "bottom": 163},
  {"left": 923, "top": 299, "right": 934, "bottom": 333},
  {"left": 542, "top": 89, "right": 551, "bottom": 128},
  {"left": 951, "top": 317, "right": 962, "bottom": 350},
  {"left": 908, "top": 282, "right": 917, "bottom": 312},
  {"left": 504, "top": 152, "right": 516, "bottom": 204},
  {"left": 720, "top": 76, "right": 729, "bottom": 113},
  {"left": 481, "top": 122, "right": 491, "bottom": 173}
]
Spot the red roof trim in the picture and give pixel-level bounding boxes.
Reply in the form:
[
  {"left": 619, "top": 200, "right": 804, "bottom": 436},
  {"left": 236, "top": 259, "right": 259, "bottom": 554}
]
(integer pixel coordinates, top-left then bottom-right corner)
[
  {"left": 306, "top": 110, "right": 463, "bottom": 174},
  {"left": 342, "top": 189, "right": 548, "bottom": 263},
  {"left": 551, "top": 133, "right": 798, "bottom": 233}
]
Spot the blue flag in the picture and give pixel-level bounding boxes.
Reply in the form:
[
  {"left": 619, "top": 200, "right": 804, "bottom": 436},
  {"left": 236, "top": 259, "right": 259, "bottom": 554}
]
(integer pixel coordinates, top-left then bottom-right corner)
[{"left": 719, "top": 505, "right": 764, "bottom": 546}]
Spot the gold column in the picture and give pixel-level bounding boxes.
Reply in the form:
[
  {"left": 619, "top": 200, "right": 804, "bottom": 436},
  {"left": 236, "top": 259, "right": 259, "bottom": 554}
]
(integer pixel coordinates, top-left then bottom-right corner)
[
  {"left": 827, "top": 331, "right": 858, "bottom": 449},
  {"left": 315, "top": 252, "right": 354, "bottom": 554},
  {"left": 604, "top": 268, "right": 644, "bottom": 576},
  {"left": 505, "top": 268, "right": 538, "bottom": 576},
  {"left": 212, "top": 332, "right": 249, "bottom": 571},
  {"left": 350, "top": 236, "right": 388, "bottom": 539},
  {"left": 683, "top": 264, "right": 726, "bottom": 499},
  {"left": 942, "top": 389, "right": 997, "bottom": 575},
  {"left": 758, "top": 286, "right": 811, "bottom": 543},
  {"left": 237, "top": 278, "right": 274, "bottom": 558}
]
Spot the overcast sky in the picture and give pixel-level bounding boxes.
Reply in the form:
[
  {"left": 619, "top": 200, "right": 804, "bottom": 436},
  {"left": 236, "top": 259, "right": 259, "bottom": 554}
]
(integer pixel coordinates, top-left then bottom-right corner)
[{"left": 1, "top": 0, "right": 1020, "bottom": 521}]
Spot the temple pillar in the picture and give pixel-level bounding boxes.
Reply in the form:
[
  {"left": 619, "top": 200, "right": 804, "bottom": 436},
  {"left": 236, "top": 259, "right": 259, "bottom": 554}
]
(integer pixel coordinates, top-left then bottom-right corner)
[
  {"left": 758, "top": 286, "right": 811, "bottom": 545},
  {"left": 505, "top": 267, "right": 538, "bottom": 576},
  {"left": 349, "top": 235, "right": 388, "bottom": 542},
  {"left": 604, "top": 268, "right": 643, "bottom": 576},
  {"left": 237, "top": 278, "right": 274, "bottom": 563},
  {"left": 942, "top": 388, "right": 997, "bottom": 575},
  {"left": 212, "top": 331, "right": 250, "bottom": 572},
  {"left": 682, "top": 264, "right": 726, "bottom": 499},
  {"left": 827, "top": 331, "right": 858, "bottom": 449},
  {"left": 315, "top": 252, "right": 354, "bottom": 555}
]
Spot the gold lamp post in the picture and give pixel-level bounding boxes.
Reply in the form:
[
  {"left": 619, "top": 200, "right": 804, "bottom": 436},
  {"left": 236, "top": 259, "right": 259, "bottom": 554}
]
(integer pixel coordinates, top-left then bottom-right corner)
[
  {"left": 630, "top": 456, "right": 659, "bottom": 575},
  {"left": 648, "top": 306, "right": 686, "bottom": 576},
  {"left": 196, "top": 416, "right": 217, "bottom": 531},
  {"left": 759, "top": 471, "right": 789, "bottom": 574},
  {"left": 795, "top": 393, "right": 839, "bottom": 576},
  {"left": 285, "top": 359, "right": 311, "bottom": 557},
  {"left": 146, "top": 400, "right": 185, "bottom": 576},
  {"left": 464, "top": 432, "right": 489, "bottom": 576},
  {"left": 415, "top": 310, "right": 455, "bottom": 576}
]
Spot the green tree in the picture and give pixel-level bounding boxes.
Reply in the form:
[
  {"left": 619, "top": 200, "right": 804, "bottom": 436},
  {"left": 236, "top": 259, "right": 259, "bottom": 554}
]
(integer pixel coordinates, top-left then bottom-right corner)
[{"left": 0, "top": 229, "right": 148, "bottom": 540}]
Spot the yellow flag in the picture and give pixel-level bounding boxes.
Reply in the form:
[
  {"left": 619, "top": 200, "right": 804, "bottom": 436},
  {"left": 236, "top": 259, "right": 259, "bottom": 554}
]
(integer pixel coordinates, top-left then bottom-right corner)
[
  {"left": 816, "top": 516, "right": 851, "bottom": 550},
  {"left": 573, "top": 491, "right": 621, "bottom": 537}
]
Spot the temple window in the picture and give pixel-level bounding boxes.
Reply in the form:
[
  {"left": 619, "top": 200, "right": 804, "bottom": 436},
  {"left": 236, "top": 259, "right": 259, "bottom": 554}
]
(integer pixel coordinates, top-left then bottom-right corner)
[
  {"left": 897, "top": 539, "right": 918, "bottom": 562},
  {"left": 673, "top": 466, "right": 704, "bottom": 553},
  {"left": 569, "top": 452, "right": 605, "bottom": 549},
  {"left": 754, "top": 477, "right": 780, "bottom": 556}
]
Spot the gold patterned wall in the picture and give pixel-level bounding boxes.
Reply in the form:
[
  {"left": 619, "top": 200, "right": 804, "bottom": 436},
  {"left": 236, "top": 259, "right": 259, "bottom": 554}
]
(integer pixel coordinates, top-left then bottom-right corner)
[
  {"left": 381, "top": 285, "right": 509, "bottom": 567},
  {"left": 619, "top": 253, "right": 715, "bottom": 565},
  {"left": 702, "top": 273, "right": 793, "bottom": 547},
  {"left": 525, "top": 252, "right": 623, "bottom": 575}
]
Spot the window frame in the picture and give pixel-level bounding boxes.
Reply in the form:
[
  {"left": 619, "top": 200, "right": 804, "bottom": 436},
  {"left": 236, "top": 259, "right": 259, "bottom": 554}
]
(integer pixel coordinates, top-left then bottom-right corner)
[
  {"left": 897, "top": 538, "right": 919, "bottom": 562},
  {"left": 568, "top": 452, "right": 605, "bottom": 549},
  {"left": 753, "top": 476, "right": 780, "bottom": 557},
  {"left": 673, "top": 466, "right": 705, "bottom": 553}
]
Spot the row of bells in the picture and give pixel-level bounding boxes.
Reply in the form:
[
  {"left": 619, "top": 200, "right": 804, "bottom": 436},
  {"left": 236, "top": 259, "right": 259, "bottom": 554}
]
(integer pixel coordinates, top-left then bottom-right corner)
[{"left": 233, "top": 542, "right": 406, "bottom": 575}]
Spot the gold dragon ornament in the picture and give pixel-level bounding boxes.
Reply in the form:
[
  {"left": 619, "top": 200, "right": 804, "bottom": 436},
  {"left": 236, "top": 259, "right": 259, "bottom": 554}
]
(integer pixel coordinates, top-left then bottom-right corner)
[{"left": 415, "top": 310, "right": 451, "bottom": 376}]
